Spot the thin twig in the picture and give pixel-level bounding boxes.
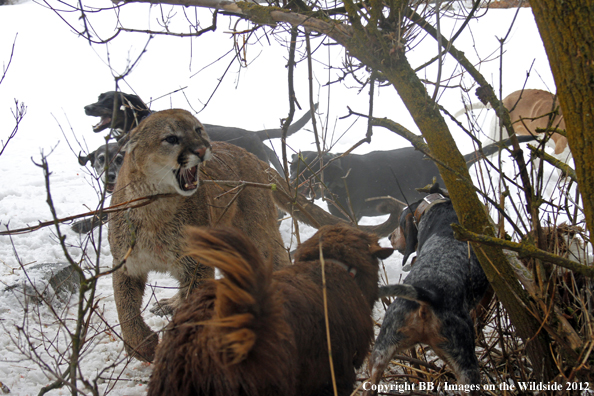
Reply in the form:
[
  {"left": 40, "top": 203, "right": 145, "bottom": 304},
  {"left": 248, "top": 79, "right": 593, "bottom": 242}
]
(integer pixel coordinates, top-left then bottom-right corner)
[{"left": 318, "top": 241, "right": 338, "bottom": 396}]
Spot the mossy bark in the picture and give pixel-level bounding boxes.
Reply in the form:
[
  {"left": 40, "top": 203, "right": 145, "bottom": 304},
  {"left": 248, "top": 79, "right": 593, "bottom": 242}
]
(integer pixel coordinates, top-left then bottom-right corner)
[{"left": 530, "top": 0, "right": 594, "bottom": 238}]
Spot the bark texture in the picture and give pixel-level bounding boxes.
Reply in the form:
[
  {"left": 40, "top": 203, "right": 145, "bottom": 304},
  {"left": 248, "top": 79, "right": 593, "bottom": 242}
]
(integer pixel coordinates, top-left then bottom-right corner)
[{"left": 531, "top": 0, "right": 594, "bottom": 238}]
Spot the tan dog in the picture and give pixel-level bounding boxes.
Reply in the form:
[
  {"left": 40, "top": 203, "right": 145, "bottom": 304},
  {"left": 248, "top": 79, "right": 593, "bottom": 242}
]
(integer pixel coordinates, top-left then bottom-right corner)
[
  {"left": 499, "top": 89, "right": 567, "bottom": 156},
  {"left": 147, "top": 225, "right": 393, "bottom": 396},
  {"left": 457, "top": 89, "right": 569, "bottom": 161},
  {"left": 108, "top": 109, "right": 404, "bottom": 361}
]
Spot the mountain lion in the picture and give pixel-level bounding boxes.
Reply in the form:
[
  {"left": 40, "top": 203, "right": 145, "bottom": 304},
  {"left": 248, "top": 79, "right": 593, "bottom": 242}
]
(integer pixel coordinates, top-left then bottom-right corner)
[{"left": 108, "top": 109, "right": 404, "bottom": 361}]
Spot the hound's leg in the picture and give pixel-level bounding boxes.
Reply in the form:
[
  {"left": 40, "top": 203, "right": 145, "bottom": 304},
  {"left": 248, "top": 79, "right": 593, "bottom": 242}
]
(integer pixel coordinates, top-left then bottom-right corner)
[
  {"left": 364, "top": 330, "right": 417, "bottom": 396},
  {"left": 434, "top": 313, "right": 481, "bottom": 389}
]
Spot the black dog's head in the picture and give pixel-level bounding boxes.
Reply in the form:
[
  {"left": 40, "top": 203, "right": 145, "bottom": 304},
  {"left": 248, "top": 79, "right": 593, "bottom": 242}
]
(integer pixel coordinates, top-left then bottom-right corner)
[
  {"left": 290, "top": 151, "right": 346, "bottom": 199},
  {"left": 84, "top": 91, "right": 150, "bottom": 135},
  {"left": 78, "top": 142, "right": 125, "bottom": 193},
  {"left": 389, "top": 183, "right": 448, "bottom": 266}
]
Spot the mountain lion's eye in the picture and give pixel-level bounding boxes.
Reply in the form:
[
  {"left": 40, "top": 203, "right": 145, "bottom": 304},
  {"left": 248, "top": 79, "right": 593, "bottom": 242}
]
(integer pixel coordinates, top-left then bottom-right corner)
[{"left": 164, "top": 136, "right": 179, "bottom": 144}]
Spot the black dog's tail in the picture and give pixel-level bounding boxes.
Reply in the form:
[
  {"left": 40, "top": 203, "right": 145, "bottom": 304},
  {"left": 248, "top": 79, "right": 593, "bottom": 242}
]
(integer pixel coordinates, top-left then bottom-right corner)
[
  {"left": 378, "top": 283, "right": 439, "bottom": 306},
  {"left": 463, "top": 135, "right": 537, "bottom": 167},
  {"left": 185, "top": 226, "right": 285, "bottom": 366},
  {"left": 255, "top": 104, "right": 318, "bottom": 141}
]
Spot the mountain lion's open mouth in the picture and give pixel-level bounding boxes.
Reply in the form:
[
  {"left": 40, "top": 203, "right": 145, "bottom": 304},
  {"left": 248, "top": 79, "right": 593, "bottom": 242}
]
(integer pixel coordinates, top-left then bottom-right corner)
[
  {"left": 175, "top": 165, "right": 199, "bottom": 192},
  {"left": 93, "top": 115, "right": 112, "bottom": 132}
]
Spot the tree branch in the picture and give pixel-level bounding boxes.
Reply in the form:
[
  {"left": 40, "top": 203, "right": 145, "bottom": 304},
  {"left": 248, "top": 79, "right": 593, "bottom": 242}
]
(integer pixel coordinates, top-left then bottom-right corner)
[
  {"left": 451, "top": 223, "right": 594, "bottom": 278},
  {"left": 116, "top": 0, "right": 354, "bottom": 45}
]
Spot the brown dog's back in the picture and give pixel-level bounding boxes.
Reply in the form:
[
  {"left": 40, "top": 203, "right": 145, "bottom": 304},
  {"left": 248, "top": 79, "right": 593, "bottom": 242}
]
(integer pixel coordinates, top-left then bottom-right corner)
[
  {"left": 274, "top": 266, "right": 374, "bottom": 395},
  {"left": 279, "top": 225, "right": 392, "bottom": 395}
]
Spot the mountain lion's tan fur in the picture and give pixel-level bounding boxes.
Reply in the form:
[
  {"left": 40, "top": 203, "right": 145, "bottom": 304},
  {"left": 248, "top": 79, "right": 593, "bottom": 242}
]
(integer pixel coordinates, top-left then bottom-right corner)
[{"left": 108, "top": 109, "right": 404, "bottom": 361}]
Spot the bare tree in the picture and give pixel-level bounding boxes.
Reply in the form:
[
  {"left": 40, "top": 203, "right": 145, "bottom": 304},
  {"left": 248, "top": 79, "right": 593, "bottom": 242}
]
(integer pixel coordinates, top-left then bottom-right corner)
[{"left": 1, "top": 35, "right": 25, "bottom": 158}]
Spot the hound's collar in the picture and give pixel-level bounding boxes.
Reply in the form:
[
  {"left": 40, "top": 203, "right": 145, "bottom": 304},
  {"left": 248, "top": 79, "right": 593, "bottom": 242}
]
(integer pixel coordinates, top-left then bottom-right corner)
[
  {"left": 325, "top": 259, "right": 357, "bottom": 278},
  {"left": 413, "top": 193, "right": 449, "bottom": 223}
]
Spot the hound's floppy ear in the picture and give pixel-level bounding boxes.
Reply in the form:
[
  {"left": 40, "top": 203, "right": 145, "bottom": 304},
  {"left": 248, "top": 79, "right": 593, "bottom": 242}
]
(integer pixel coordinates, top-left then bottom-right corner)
[
  {"left": 370, "top": 244, "right": 394, "bottom": 260},
  {"left": 326, "top": 154, "right": 344, "bottom": 172},
  {"left": 428, "top": 182, "right": 449, "bottom": 197},
  {"left": 78, "top": 151, "right": 95, "bottom": 166},
  {"left": 78, "top": 153, "right": 89, "bottom": 166},
  {"left": 401, "top": 213, "right": 418, "bottom": 266},
  {"left": 324, "top": 154, "right": 346, "bottom": 188}
]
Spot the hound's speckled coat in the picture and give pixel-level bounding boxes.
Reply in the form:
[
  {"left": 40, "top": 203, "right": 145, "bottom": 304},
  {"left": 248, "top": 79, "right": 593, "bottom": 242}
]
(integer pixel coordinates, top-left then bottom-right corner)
[{"left": 365, "top": 197, "right": 489, "bottom": 394}]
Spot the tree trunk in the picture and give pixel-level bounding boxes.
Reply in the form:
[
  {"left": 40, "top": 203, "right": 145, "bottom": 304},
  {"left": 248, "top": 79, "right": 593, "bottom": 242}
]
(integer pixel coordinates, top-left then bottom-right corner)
[{"left": 530, "top": 0, "right": 594, "bottom": 238}]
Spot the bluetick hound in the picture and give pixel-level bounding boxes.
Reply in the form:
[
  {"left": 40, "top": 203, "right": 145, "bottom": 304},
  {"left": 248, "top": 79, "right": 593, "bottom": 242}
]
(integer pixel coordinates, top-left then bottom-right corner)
[{"left": 364, "top": 187, "right": 489, "bottom": 394}]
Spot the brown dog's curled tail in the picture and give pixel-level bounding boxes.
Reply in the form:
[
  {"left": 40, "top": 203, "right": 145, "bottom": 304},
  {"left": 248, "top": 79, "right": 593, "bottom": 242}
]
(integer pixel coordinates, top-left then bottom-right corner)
[{"left": 185, "top": 226, "right": 284, "bottom": 366}]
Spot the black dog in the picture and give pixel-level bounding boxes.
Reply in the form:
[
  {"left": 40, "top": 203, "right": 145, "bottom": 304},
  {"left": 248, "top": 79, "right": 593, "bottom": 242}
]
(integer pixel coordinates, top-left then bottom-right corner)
[
  {"left": 72, "top": 142, "right": 125, "bottom": 234},
  {"left": 84, "top": 91, "right": 315, "bottom": 174},
  {"left": 363, "top": 187, "right": 489, "bottom": 394},
  {"left": 290, "top": 136, "right": 536, "bottom": 220},
  {"left": 84, "top": 91, "right": 148, "bottom": 140}
]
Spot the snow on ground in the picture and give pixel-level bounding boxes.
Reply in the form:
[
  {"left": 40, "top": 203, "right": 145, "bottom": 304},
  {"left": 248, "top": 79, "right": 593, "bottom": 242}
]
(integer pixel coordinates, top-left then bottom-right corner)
[{"left": 0, "top": 1, "right": 559, "bottom": 394}]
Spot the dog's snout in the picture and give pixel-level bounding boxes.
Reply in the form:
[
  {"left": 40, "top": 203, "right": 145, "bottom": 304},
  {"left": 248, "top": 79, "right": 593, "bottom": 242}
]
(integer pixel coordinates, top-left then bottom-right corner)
[{"left": 107, "top": 173, "right": 117, "bottom": 183}]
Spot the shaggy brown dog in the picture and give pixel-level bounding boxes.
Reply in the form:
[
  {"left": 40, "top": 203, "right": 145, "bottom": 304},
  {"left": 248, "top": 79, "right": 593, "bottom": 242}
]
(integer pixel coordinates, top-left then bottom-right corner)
[{"left": 147, "top": 224, "right": 394, "bottom": 396}]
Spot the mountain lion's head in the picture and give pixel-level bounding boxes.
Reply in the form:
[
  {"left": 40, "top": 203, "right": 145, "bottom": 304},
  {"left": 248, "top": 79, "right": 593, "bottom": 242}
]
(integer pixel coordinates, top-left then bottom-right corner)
[{"left": 123, "top": 109, "right": 213, "bottom": 196}]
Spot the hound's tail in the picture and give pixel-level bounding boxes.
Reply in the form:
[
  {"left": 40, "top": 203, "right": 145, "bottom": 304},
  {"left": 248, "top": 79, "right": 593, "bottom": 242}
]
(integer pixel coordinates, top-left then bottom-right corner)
[
  {"left": 378, "top": 283, "right": 439, "bottom": 306},
  {"left": 185, "top": 226, "right": 285, "bottom": 366},
  {"left": 255, "top": 104, "right": 319, "bottom": 141}
]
